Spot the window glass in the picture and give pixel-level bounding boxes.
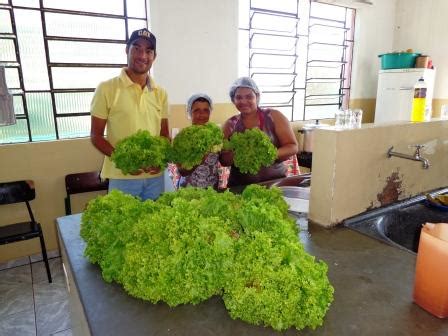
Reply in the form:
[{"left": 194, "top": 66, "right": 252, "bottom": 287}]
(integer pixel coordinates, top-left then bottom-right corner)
[
  {"left": 51, "top": 67, "right": 121, "bottom": 89},
  {"left": 45, "top": 13, "right": 126, "bottom": 40},
  {"left": 128, "top": 19, "right": 148, "bottom": 35},
  {"left": 4, "top": 67, "right": 21, "bottom": 89},
  {"left": 251, "top": 0, "right": 297, "bottom": 14},
  {"left": 259, "top": 91, "right": 294, "bottom": 106},
  {"left": 12, "top": 0, "right": 39, "bottom": 8},
  {"left": 43, "top": 0, "right": 123, "bottom": 15},
  {"left": 55, "top": 92, "right": 94, "bottom": 115},
  {"left": 251, "top": 34, "right": 296, "bottom": 52},
  {"left": 26, "top": 92, "right": 56, "bottom": 141},
  {"left": 13, "top": 95, "right": 25, "bottom": 115},
  {"left": 311, "top": 2, "right": 346, "bottom": 20},
  {"left": 15, "top": 9, "right": 50, "bottom": 90},
  {"left": 57, "top": 115, "right": 90, "bottom": 139},
  {"left": 251, "top": 12, "right": 297, "bottom": 35},
  {"left": 0, "top": 119, "right": 29, "bottom": 144},
  {"left": 0, "top": 9, "right": 12, "bottom": 33},
  {"left": 0, "top": 0, "right": 146, "bottom": 143},
  {"left": 252, "top": 73, "right": 296, "bottom": 89},
  {"left": 12, "top": 0, "right": 39, "bottom": 7},
  {"left": 48, "top": 41, "right": 126, "bottom": 64},
  {"left": 239, "top": 0, "right": 355, "bottom": 121},
  {"left": 127, "top": 0, "right": 147, "bottom": 18},
  {"left": 0, "top": 39, "right": 17, "bottom": 63}
]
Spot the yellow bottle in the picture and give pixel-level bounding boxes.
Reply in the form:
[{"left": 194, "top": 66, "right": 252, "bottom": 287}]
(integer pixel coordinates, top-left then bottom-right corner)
[{"left": 411, "top": 77, "right": 427, "bottom": 122}]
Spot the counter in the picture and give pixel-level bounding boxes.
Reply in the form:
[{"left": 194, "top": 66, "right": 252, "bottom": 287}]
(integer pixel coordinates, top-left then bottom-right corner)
[{"left": 57, "top": 214, "right": 448, "bottom": 336}]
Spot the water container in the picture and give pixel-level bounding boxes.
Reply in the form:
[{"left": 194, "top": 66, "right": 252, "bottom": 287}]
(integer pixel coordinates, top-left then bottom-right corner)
[
  {"left": 411, "top": 77, "right": 427, "bottom": 122},
  {"left": 413, "top": 223, "right": 448, "bottom": 318}
]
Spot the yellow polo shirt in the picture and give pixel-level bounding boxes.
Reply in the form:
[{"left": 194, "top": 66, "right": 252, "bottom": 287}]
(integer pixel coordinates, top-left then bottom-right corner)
[{"left": 91, "top": 68, "right": 169, "bottom": 179}]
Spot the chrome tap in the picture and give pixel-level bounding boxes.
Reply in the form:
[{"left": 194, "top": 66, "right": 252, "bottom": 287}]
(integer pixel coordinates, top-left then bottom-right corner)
[{"left": 387, "top": 145, "right": 430, "bottom": 169}]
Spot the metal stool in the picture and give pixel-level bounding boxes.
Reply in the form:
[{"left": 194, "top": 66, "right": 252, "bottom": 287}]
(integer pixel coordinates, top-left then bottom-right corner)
[{"left": 0, "top": 180, "right": 52, "bottom": 283}]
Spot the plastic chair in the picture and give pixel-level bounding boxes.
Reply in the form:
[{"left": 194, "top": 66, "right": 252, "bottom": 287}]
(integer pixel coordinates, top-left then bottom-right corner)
[
  {"left": 64, "top": 171, "right": 108, "bottom": 215},
  {"left": 0, "top": 180, "right": 52, "bottom": 283}
]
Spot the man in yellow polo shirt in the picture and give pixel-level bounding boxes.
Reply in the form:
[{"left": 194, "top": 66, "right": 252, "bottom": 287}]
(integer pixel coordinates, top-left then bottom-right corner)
[{"left": 90, "top": 28, "right": 169, "bottom": 200}]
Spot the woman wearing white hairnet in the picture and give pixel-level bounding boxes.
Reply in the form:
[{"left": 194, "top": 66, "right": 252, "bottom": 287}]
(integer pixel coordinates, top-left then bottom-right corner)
[
  {"left": 220, "top": 77, "right": 298, "bottom": 186},
  {"left": 176, "top": 93, "right": 221, "bottom": 189}
]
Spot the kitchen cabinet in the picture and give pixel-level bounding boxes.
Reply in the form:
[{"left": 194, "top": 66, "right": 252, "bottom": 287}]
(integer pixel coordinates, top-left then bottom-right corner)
[{"left": 374, "top": 68, "right": 436, "bottom": 123}]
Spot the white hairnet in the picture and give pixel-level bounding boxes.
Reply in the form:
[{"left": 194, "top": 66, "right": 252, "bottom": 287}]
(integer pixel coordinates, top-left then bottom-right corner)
[
  {"left": 229, "top": 77, "right": 260, "bottom": 102},
  {"left": 186, "top": 93, "right": 213, "bottom": 118}
]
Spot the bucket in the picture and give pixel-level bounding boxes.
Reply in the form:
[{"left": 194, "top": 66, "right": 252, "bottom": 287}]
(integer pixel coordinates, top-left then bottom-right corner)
[
  {"left": 413, "top": 223, "right": 448, "bottom": 318},
  {"left": 378, "top": 53, "right": 420, "bottom": 70}
]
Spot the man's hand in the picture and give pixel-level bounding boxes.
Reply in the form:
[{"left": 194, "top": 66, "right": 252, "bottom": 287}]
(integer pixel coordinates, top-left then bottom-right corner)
[
  {"left": 129, "top": 168, "right": 144, "bottom": 175},
  {"left": 143, "top": 166, "right": 161, "bottom": 174},
  {"left": 129, "top": 167, "right": 161, "bottom": 175}
]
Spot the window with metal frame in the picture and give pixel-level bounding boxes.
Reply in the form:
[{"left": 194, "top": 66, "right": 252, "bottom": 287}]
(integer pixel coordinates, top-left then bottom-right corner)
[
  {"left": 238, "top": 0, "right": 355, "bottom": 121},
  {"left": 0, "top": 0, "right": 148, "bottom": 144}
]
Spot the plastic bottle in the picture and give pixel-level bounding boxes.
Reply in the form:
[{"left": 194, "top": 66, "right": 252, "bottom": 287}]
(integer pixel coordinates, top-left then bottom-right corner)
[
  {"left": 413, "top": 223, "right": 448, "bottom": 318},
  {"left": 411, "top": 77, "right": 427, "bottom": 122}
]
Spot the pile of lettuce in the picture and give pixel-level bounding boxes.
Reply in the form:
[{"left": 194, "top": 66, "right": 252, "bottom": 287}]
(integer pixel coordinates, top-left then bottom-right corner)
[
  {"left": 224, "top": 128, "right": 277, "bottom": 174},
  {"left": 81, "top": 185, "right": 334, "bottom": 331},
  {"left": 110, "top": 130, "right": 170, "bottom": 174},
  {"left": 169, "top": 122, "right": 224, "bottom": 170}
]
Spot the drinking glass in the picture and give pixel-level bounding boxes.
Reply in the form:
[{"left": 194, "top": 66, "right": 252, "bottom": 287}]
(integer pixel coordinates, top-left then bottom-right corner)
[
  {"left": 352, "top": 109, "right": 363, "bottom": 128},
  {"left": 441, "top": 105, "right": 448, "bottom": 120},
  {"left": 335, "top": 109, "right": 345, "bottom": 128},
  {"left": 344, "top": 109, "right": 354, "bottom": 128}
]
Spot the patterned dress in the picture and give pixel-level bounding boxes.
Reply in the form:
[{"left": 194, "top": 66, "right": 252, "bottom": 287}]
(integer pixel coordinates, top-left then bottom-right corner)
[{"left": 178, "top": 152, "right": 220, "bottom": 189}]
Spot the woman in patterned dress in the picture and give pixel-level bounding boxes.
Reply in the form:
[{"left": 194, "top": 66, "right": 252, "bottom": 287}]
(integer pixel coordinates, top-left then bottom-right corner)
[{"left": 176, "top": 93, "right": 221, "bottom": 189}]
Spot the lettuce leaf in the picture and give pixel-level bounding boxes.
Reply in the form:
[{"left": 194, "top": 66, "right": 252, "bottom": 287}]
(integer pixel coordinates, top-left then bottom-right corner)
[
  {"left": 81, "top": 185, "right": 334, "bottom": 331},
  {"left": 110, "top": 130, "right": 170, "bottom": 174},
  {"left": 225, "top": 128, "right": 277, "bottom": 174},
  {"left": 169, "top": 122, "right": 223, "bottom": 170}
]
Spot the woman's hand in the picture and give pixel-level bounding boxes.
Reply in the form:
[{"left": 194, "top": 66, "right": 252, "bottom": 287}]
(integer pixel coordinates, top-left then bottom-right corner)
[
  {"left": 271, "top": 110, "right": 298, "bottom": 161},
  {"left": 219, "top": 149, "right": 234, "bottom": 166},
  {"left": 177, "top": 165, "right": 196, "bottom": 177}
]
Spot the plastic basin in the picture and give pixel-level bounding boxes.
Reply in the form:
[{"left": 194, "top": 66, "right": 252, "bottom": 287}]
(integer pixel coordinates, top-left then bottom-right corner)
[{"left": 378, "top": 52, "right": 420, "bottom": 70}]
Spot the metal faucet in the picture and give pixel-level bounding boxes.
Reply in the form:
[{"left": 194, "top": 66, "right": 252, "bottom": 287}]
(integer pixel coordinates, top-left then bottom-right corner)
[{"left": 387, "top": 145, "right": 430, "bottom": 169}]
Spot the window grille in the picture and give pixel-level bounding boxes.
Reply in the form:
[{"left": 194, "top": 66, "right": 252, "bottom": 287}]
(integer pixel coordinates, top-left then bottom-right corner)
[
  {"left": 0, "top": 0, "right": 148, "bottom": 144},
  {"left": 238, "top": 0, "right": 355, "bottom": 121}
]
